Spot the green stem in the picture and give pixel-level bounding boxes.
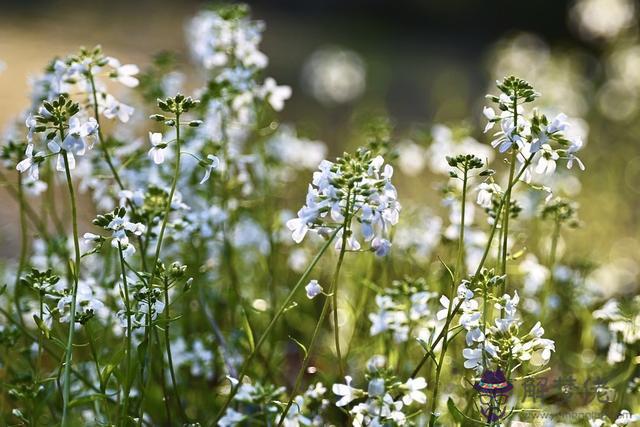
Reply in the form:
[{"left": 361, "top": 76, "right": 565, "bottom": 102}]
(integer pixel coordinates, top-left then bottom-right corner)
[
  {"left": 429, "top": 165, "right": 468, "bottom": 426},
  {"left": 14, "top": 173, "right": 28, "bottom": 327},
  {"left": 213, "top": 229, "right": 339, "bottom": 424},
  {"left": 548, "top": 219, "right": 561, "bottom": 269},
  {"left": 541, "top": 219, "right": 561, "bottom": 318},
  {"left": 277, "top": 284, "right": 335, "bottom": 427},
  {"left": 333, "top": 188, "right": 351, "bottom": 378},
  {"left": 163, "top": 277, "right": 187, "bottom": 420},
  {"left": 88, "top": 67, "right": 125, "bottom": 191},
  {"left": 87, "top": 67, "right": 148, "bottom": 270},
  {"left": 60, "top": 148, "right": 82, "bottom": 427},
  {"left": 136, "top": 113, "right": 182, "bottom": 423},
  {"left": 150, "top": 112, "right": 181, "bottom": 281},
  {"left": 500, "top": 95, "right": 519, "bottom": 296},
  {"left": 117, "top": 243, "right": 133, "bottom": 423}
]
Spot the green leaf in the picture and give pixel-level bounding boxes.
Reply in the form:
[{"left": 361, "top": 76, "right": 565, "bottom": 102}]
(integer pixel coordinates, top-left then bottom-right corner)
[
  {"left": 447, "top": 397, "right": 464, "bottom": 424},
  {"left": 288, "top": 336, "right": 308, "bottom": 358},
  {"left": 241, "top": 309, "right": 255, "bottom": 352},
  {"left": 33, "top": 314, "right": 51, "bottom": 339},
  {"left": 69, "top": 393, "right": 107, "bottom": 408},
  {"left": 137, "top": 338, "right": 148, "bottom": 366}
]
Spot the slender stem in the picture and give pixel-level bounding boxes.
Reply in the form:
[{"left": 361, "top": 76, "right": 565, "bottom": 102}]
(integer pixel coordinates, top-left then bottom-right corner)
[
  {"left": 548, "top": 219, "right": 561, "bottom": 268},
  {"left": 137, "top": 291, "right": 154, "bottom": 426},
  {"left": 500, "top": 95, "right": 519, "bottom": 295},
  {"left": 333, "top": 188, "right": 351, "bottom": 378},
  {"left": 541, "top": 219, "right": 561, "bottom": 318},
  {"left": 213, "top": 229, "right": 339, "bottom": 424},
  {"left": 87, "top": 68, "right": 148, "bottom": 270},
  {"left": 154, "top": 328, "right": 172, "bottom": 426},
  {"left": 60, "top": 148, "right": 82, "bottom": 427},
  {"left": 277, "top": 287, "right": 335, "bottom": 427},
  {"left": 500, "top": 150, "right": 517, "bottom": 285},
  {"left": 117, "top": 243, "right": 133, "bottom": 422},
  {"left": 429, "top": 165, "right": 468, "bottom": 426},
  {"left": 137, "top": 113, "right": 182, "bottom": 421},
  {"left": 14, "top": 173, "right": 28, "bottom": 326},
  {"left": 88, "top": 67, "right": 125, "bottom": 191},
  {"left": 86, "top": 322, "right": 101, "bottom": 386},
  {"left": 163, "top": 277, "right": 187, "bottom": 420},
  {"left": 150, "top": 113, "right": 181, "bottom": 279},
  {"left": 85, "top": 322, "right": 107, "bottom": 421}
]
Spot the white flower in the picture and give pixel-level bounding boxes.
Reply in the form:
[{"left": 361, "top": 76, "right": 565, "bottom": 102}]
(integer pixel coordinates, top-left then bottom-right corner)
[
  {"left": 25, "top": 114, "right": 37, "bottom": 144},
  {"left": 530, "top": 338, "right": 555, "bottom": 366},
  {"left": 261, "top": 77, "right": 291, "bottom": 111},
  {"left": 83, "top": 232, "right": 101, "bottom": 243},
  {"left": 332, "top": 376, "right": 363, "bottom": 407},
  {"left": 615, "top": 409, "right": 640, "bottom": 425},
  {"left": 491, "top": 118, "right": 522, "bottom": 153},
  {"left": 476, "top": 183, "right": 500, "bottom": 209},
  {"left": 367, "top": 378, "right": 385, "bottom": 397},
  {"left": 305, "top": 280, "right": 323, "bottom": 299},
  {"left": 483, "top": 106, "right": 497, "bottom": 133},
  {"left": 567, "top": 139, "right": 585, "bottom": 170},
  {"left": 218, "top": 408, "right": 245, "bottom": 427},
  {"left": 103, "top": 94, "right": 135, "bottom": 123},
  {"left": 107, "top": 57, "right": 140, "bottom": 87},
  {"left": 607, "top": 340, "right": 625, "bottom": 364},
  {"left": 16, "top": 144, "right": 44, "bottom": 181},
  {"left": 401, "top": 377, "right": 427, "bottom": 405},
  {"left": 495, "top": 291, "right": 519, "bottom": 318},
  {"left": 546, "top": 113, "right": 570, "bottom": 134},
  {"left": 47, "top": 138, "right": 74, "bottom": 172},
  {"left": 371, "top": 237, "right": 391, "bottom": 257},
  {"left": 62, "top": 117, "right": 98, "bottom": 158},
  {"left": 199, "top": 154, "right": 220, "bottom": 184},
  {"left": 462, "top": 347, "right": 483, "bottom": 370},
  {"left": 148, "top": 132, "right": 167, "bottom": 164},
  {"left": 534, "top": 144, "right": 559, "bottom": 175},
  {"left": 289, "top": 151, "right": 400, "bottom": 252},
  {"left": 529, "top": 321, "right": 544, "bottom": 338}
]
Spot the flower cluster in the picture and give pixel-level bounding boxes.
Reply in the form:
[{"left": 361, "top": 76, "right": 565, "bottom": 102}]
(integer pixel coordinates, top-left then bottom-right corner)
[
  {"left": 84, "top": 207, "right": 146, "bottom": 257},
  {"left": 29, "top": 45, "right": 138, "bottom": 123},
  {"left": 19, "top": 94, "right": 98, "bottom": 178},
  {"left": 458, "top": 271, "right": 555, "bottom": 372},
  {"left": 594, "top": 297, "right": 640, "bottom": 364},
  {"left": 218, "top": 380, "right": 329, "bottom": 427},
  {"left": 368, "top": 278, "right": 438, "bottom": 343},
  {"left": 332, "top": 356, "right": 427, "bottom": 426},
  {"left": 483, "top": 76, "right": 586, "bottom": 181},
  {"left": 286, "top": 146, "right": 401, "bottom": 256},
  {"left": 589, "top": 409, "right": 640, "bottom": 426}
]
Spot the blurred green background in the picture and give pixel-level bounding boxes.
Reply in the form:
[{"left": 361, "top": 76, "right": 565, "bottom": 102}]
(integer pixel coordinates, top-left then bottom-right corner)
[{"left": 0, "top": 0, "right": 639, "bottom": 296}]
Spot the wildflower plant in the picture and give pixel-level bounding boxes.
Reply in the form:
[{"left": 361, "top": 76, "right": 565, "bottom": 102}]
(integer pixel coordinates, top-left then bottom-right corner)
[{"left": 0, "top": 4, "right": 637, "bottom": 427}]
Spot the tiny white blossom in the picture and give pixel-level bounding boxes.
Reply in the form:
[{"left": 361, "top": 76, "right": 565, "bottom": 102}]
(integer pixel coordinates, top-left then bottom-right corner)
[
  {"left": 332, "top": 376, "right": 363, "bottom": 407},
  {"left": 16, "top": 144, "right": 44, "bottom": 181},
  {"left": 148, "top": 132, "right": 167, "bottom": 164},
  {"left": 107, "top": 57, "right": 140, "bottom": 87},
  {"left": 401, "top": 377, "right": 427, "bottom": 405},
  {"left": 199, "top": 154, "right": 220, "bottom": 184},
  {"left": 305, "top": 280, "right": 323, "bottom": 299}
]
